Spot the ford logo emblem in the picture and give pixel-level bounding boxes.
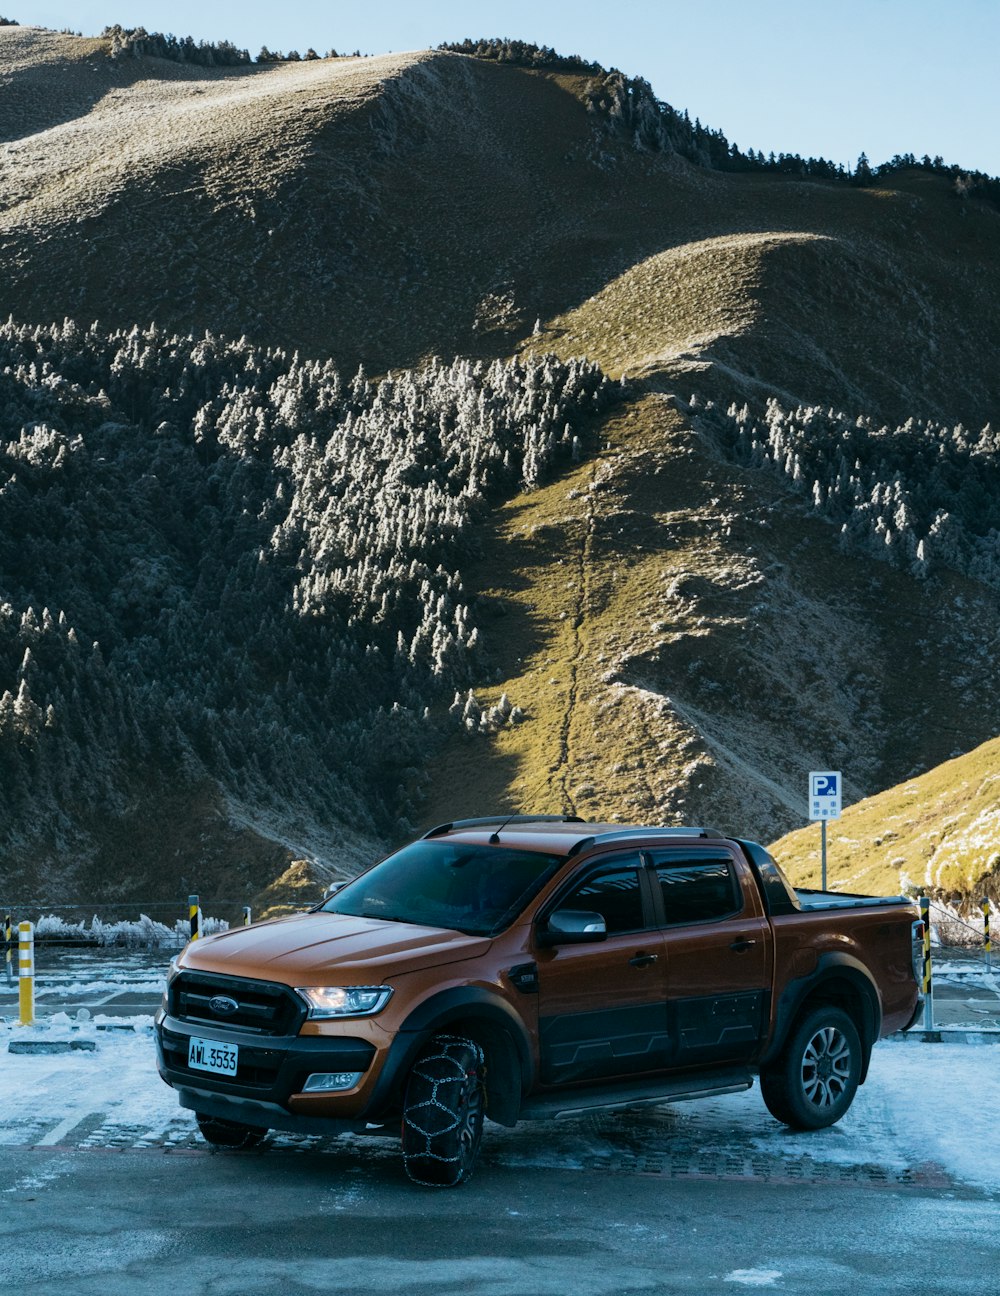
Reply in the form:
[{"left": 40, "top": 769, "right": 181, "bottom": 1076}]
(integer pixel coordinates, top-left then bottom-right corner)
[{"left": 209, "top": 995, "right": 239, "bottom": 1016}]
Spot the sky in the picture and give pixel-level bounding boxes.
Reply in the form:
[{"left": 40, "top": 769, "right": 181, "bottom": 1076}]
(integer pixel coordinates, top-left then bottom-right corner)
[{"left": 8, "top": 1, "right": 1000, "bottom": 174}]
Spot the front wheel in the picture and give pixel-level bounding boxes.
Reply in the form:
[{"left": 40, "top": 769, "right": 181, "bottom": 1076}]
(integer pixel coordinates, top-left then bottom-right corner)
[
  {"left": 195, "top": 1113, "right": 268, "bottom": 1150},
  {"left": 401, "top": 1035, "right": 485, "bottom": 1187},
  {"left": 759, "top": 1006, "right": 862, "bottom": 1130}
]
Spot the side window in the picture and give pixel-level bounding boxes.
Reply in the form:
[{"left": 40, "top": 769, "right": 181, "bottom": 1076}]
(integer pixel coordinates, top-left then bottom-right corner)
[
  {"left": 650, "top": 852, "right": 741, "bottom": 926},
  {"left": 560, "top": 858, "right": 646, "bottom": 934}
]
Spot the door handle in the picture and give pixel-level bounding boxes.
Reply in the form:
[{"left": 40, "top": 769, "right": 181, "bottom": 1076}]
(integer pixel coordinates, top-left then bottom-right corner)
[
  {"left": 729, "top": 938, "right": 757, "bottom": 953},
  {"left": 629, "top": 952, "right": 658, "bottom": 968}
]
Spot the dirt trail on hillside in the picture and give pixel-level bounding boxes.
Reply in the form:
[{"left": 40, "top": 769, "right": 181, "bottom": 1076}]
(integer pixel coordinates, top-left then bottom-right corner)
[{"left": 551, "top": 458, "right": 598, "bottom": 814}]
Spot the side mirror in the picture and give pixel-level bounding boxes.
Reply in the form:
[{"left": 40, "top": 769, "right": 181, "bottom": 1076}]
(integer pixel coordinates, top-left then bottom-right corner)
[
  {"left": 324, "top": 882, "right": 345, "bottom": 899},
  {"left": 537, "top": 909, "right": 608, "bottom": 947}
]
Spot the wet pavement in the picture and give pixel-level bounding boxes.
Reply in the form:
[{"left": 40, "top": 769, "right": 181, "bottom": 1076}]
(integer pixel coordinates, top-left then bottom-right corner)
[
  {"left": 1, "top": 945, "right": 171, "bottom": 1018},
  {"left": 0, "top": 1135, "right": 997, "bottom": 1296}
]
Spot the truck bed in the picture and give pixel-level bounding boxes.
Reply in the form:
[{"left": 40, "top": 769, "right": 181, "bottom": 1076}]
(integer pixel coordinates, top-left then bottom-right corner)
[{"left": 794, "top": 888, "right": 910, "bottom": 912}]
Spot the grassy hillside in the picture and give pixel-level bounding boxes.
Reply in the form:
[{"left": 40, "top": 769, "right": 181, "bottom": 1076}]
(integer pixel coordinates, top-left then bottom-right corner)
[
  {"left": 419, "top": 391, "right": 1000, "bottom": 852},
  {"left": 1, "top": 26, "right": 999, "bottom": 903},
  {"left": 768, "top": 736, "right": 1000, "bottom": 902}
]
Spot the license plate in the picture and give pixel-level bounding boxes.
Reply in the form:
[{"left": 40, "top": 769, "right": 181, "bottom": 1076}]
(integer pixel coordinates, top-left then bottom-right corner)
[{"left": 188, "top": 1036, "right": 239, "bottom": 1077}]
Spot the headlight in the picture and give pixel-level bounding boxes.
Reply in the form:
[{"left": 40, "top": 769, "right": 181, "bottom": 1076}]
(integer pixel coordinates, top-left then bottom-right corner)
[
  {"left": 161, "top": 956, "right": 182, "bottom": 1010},
  {"left": 296, "top": 985, "right": 393, "bottom": 1019}
]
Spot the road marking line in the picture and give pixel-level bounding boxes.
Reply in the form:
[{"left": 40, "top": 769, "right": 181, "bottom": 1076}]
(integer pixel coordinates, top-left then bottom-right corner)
[{"left": 37, "top": 1112, "right": 93, "bottom": 1147}]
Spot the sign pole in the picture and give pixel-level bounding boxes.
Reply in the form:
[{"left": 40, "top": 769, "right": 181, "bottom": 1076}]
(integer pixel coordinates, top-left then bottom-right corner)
[{"left": 821, "top": 819, "right": 827, "bottom": 892}]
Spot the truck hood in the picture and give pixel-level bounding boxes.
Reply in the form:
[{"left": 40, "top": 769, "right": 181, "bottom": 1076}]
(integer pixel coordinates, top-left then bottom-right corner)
[{"left": 180, "top": 911, "right": 492, "bottom": 983}]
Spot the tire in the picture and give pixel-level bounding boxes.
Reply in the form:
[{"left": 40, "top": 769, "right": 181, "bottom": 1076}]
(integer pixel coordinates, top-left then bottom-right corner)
[
  {"left": 401, "top": 1035, "right": 485, "bottom": 1187},
  {"left": 195, "top": 1113, "right": 268, "bottom": 1150},
  {"left": 759, "top": 1006, "right": 862, "bottom": 1130}
]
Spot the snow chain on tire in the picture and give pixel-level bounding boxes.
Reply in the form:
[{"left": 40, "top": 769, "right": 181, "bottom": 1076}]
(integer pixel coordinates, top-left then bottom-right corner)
[{"left": 401, "top": 1034, "right": 485, "bottom": 1187}]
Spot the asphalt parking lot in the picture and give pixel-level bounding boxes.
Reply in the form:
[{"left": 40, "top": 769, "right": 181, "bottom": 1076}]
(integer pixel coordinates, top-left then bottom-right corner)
[
  {"left": 3, "top": 949, "right": 998, "bottom": 1293},
  {"left": 1, "top": 1139, "right": 997, "bottom": 1296}
]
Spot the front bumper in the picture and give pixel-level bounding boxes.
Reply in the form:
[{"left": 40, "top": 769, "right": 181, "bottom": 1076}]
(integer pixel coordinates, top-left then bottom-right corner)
[{"left": 155, "top": 1010, "right": 378, "bottom": 1129}]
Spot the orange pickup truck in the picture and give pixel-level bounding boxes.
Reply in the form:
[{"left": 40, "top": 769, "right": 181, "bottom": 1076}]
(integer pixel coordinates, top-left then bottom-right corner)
[{"left": 155, "top": 817, "right": 922, "bottom": 1185}]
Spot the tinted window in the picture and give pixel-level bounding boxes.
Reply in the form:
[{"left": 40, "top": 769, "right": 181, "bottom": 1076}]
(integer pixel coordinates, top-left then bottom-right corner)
[
  {"left": 561, "top": 864, "right": 645, "bottom": 934},
  {"left": 321, "top": 841, "right": 563, "bottom": 936},
  {"left": 650, "top": 852, "right": 740, "bottom": 925}
]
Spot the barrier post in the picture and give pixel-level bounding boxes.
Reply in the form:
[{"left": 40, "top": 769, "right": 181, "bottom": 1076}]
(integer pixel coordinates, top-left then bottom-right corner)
[
  {"left": 920, "top": 896, "right": 933, "bottom": 1030},
  {"left": 243, "top": 905, "right": 252, "bottom": 927},
  {"left": 188, "top": 894, "right": 200, "bottom": 942},
  {"left": 3, "top": 911, "right": 13, "bottom": 987},
  {"left": 18, "top": 921, "right": 35, "bottom": 1026},
  {"left": 984, "top": 897, "right": 992, "bottom": 975}
]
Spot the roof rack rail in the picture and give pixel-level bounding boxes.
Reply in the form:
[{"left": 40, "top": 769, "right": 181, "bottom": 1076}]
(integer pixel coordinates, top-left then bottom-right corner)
[
  {"left": 422, "top": 814, "right": 586, "bottom": 840},
  {"left": 567, "top": 826, "right": 726, "bottom": 857}
]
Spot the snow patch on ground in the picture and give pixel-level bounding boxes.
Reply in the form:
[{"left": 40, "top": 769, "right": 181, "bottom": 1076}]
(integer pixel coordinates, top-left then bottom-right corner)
[
  {"left": 2, "top": 1008, "right": 999, "bottom": 1198},
  {"left": 744, "top": 1041, "right": 1000, "bottom": 1189},
  {"left": 0, "top": 1016, "right": 188, "bottom": 1151}
]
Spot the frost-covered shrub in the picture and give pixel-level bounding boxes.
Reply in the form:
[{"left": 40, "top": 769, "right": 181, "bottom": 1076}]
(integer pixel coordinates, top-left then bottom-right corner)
[
  {"left": 34, "top": 914, "right": 88, "bottom": 940},
  {"left": 700, "top": 397, "right": 1000, "bottom": 585},
  {"left": 103, "top": 25, "right": 252, "bottom": 66},
  {"left": 449, "top": 688, "right": 522, "bottom": 734},
  {"left": 29, "top": 912, "right": 228, "bottom": 947},
  {"left": 0, "top": 320, "right": 612, "bottom": 851}
]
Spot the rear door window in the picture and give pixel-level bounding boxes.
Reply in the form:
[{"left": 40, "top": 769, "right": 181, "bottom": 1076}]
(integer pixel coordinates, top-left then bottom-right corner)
[{"left": 649, "top": 851, "right": 741, "bottom": 926}]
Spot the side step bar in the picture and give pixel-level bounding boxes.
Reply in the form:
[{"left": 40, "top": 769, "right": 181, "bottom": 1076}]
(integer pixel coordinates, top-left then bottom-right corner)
[{"left": 519, "top": 1067, "right": 753, "bottom": 1120}]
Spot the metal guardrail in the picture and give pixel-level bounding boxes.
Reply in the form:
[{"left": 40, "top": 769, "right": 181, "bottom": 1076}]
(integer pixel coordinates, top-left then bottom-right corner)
[{"left": 918, "top": 896, "right": 996, "bottom": 1032}]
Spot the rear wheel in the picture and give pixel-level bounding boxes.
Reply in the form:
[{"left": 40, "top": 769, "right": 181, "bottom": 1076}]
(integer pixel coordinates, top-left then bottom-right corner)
[
  {"left": 195, "top": 1113, "right": 268, "bottom": 1150},
  {"left": 760, "top": 1006, "right": 862, "bottom": 1130},
  {"left": 401, "top": 1035, "right": 485, "bottom": 1187}
]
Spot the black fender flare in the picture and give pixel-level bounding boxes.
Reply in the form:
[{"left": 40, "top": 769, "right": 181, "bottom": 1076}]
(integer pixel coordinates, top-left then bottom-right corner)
[
  {"left": 365, "top": 987, "right": 534, "bottom": 1121},
  {"left": 760, "top": 953, "right": 882, "bottom": 1081}
]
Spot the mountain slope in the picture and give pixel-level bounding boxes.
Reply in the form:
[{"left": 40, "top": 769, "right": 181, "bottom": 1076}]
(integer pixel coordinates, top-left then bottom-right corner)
[
  {"left": 1, "top": 27, "right": 1000, "bottom": 902},
  {"left": 768, "top": 736, "right": 1000, "bottom": 902},
  {"left": 3, "top": 27, "right": 998, "bottom": 419}
]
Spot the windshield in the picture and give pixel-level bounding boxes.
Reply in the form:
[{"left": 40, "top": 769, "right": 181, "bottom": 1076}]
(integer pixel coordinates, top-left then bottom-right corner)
[{"left": 321, "top": 840, "right": 565, "bottom": 936}]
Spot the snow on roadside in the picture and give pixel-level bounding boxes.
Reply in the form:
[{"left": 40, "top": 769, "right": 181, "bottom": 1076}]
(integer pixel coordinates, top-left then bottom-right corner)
[
  {"left": 0, "top": 1016, "right": 188, "bottom": 1153},
  {"left": 745, "top": 1039, "right": 1000, "bottom": 1189},
  {"left": 1, "top": 1022, "right": 998, "bottom": 1196},
  {"left": 864, "top": 1041, "right": 1000, "bottom": 1189}
]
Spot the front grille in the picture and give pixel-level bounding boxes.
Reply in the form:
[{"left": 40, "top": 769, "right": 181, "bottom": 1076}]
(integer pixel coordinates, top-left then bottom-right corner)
[{"left": 169, "top": 971, "right": 306, "bottom": 1037}]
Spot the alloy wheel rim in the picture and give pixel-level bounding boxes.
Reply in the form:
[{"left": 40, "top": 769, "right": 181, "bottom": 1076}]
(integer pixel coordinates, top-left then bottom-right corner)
[{"left": 800, "top": 1026, "right": 852, "bottom": 1107}]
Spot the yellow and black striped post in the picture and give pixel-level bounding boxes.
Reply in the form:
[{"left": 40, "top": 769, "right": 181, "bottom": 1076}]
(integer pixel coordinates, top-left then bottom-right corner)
[
  {"left": 3, "top": 911, "right": 13, "bottom": 987},
  {"left": 920, "top": 896, "right": 933, "bottom": 1030},
  {"left": 984, "top": 897, "right": 992, "bottom": 975},
  {"left": 18, "top": 921, "right": 35, "bottom": 1026},
  {"left": 243, "top": 905, "right": 252, "bottom": 927},
  {"left": 188, "top": 894, "right": 200, "bottom": 942}
]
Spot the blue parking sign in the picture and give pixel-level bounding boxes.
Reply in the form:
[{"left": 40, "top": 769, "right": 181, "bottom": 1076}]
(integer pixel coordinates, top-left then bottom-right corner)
[{"left": 809, "top": 771, "right": 842, "bottom": 819}]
